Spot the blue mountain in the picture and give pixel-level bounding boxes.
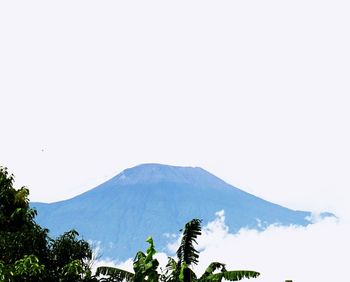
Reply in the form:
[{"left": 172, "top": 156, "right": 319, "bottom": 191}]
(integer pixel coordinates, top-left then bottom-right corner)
[{"left": 31, "top": 164, "right": 328, "bottom": 261}]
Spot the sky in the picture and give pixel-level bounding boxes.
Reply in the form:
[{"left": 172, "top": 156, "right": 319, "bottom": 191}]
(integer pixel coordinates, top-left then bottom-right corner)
[{"left": 1, "top": 1, "right": 349, "bottom": 280}]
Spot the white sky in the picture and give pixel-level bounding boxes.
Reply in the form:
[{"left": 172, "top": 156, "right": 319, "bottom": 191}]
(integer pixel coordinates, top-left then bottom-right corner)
[{"left": 1, "top": 0, "right": 349, "bottom": 221}]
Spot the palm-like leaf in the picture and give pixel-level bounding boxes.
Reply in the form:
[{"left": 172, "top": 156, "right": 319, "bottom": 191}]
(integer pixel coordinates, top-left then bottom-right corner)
[
  {"left": 165, "top": 257, "right": 178, "bottom": 273},
  {"left": 204, "top": 270, "right": 260, "bottom": 282},
  {"left": 96, "top": 266, "right": 134, "bottom": 282},
  {"left": 163, "top": 257, "right": 179, "bottom": 282},
  {"left": 199, "top": 262, "right": 226, "bottom": 280},
  {"left": 176, "top": 219, "right": 202, "bottom": 267},
  {"left": 199, "top": 262, "right": 259, "bottom": 282}
]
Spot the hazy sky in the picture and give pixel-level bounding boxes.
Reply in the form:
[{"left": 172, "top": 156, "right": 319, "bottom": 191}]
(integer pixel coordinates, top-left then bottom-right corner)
[{"left": 1, "top": 0, "right": 349, "bottom": 221}]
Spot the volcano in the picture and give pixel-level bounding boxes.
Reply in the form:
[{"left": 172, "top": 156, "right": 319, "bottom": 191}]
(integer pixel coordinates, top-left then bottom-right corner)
[{"left": 31, "top": 163, "right": 326, "bottom": 261}]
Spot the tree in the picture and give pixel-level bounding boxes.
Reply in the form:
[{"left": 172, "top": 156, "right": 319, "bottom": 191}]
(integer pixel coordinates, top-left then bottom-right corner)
[
  {"left": 0, "top": 166, "right": 50, "bottom": 266},
  {"left": 0, "top": 166, "right": 96, "bottom": 282},
  {"left": 165, "top": 219, "right": 259, "bottom": 282},
  {"left": 50, "top": 230, "right": 96, "bottom": 281},
  {"left": 96, "top": 219, "right": 260, "bottom": 282}
]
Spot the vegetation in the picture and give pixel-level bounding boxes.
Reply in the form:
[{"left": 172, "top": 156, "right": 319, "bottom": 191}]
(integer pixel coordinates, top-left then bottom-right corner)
[
  {"left": 1, "top": 166, "right": 260, "bottom": 281},
  {"left": 96, "top": 219, "right": 260, "bottom": 282},
  {"left": 0, "top": 166, "right": 96, "bottom": 282}
]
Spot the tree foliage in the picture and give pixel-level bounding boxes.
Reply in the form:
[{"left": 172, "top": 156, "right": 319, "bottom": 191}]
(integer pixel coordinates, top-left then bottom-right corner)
[
  {"left": 96, "top": 237, "right": 159, "bottom": 282},
  {"left": 177, "top": 219, "right": 201, "bottom": 267},
  {"left": 0, "top": 166, "right": 96, "bottom": 282},
  {"left": 0, "top": 166, "right": 50, "bottom": 268}
]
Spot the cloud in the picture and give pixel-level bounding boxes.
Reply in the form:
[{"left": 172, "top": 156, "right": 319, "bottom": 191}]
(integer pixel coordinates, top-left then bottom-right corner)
[
  {"left": 193, "top": 211, "right": 349, "bottom": 282},
  {"left": 98, "top": 211, "right": 349, "bottom": 282}
]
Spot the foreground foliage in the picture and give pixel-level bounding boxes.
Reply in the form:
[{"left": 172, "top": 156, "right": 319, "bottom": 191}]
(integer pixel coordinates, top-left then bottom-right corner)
[
  {"left": 96, "top": 219, "right": 260, "bottom": 282},
  {"left": 0, "top": 166, "right": 96, "bottom": 282}
]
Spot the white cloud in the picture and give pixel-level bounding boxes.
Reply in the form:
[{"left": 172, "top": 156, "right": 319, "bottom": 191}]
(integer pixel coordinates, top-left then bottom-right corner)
[
  {"left": 101, "top": 211, "right": 349, "bottom": 282},
  {"left": 194, "top": 212, "right": 349, "bottom": 282}
]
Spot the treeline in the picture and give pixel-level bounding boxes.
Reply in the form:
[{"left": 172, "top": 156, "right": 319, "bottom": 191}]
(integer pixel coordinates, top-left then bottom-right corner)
[{"left": 0, "top": 166, "right": 259, "bottom": 282}]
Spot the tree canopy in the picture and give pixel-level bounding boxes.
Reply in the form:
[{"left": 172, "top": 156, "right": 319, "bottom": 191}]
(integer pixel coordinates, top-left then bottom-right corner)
[{"left": 0, "top": 166, "right": 96, "bottom": 282}]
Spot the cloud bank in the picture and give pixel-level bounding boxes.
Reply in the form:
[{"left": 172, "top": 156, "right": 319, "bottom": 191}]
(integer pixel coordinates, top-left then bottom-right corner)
[
  {"left": 97, "top": 211, "right": 349, "bottom": 282},
  {"left": 193, "top": 211, "right": 348, "bottom": 282}
]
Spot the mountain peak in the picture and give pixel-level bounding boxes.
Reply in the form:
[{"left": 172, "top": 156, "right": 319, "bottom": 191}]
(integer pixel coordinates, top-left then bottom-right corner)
[{"left": 111, "top": 163, "right": 217, "bottom": 186}]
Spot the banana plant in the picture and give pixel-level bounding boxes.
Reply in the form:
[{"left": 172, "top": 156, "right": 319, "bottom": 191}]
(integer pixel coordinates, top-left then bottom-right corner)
[
  {"left": 171, "top": 219, "right": 260, "bottom": 282},
  {"left": 96, "top": 219, "right": 260, "bottom": 282},
  {"left": 198, "top": 262, "right": 259, "bottom": 282},
  {"left": 96, "top": 237, "right": 159, "bottom": 282}
]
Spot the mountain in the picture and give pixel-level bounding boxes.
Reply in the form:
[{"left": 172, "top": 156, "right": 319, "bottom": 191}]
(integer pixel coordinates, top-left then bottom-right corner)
[{"left": 31, "top": 163, "right": 327, "bottom": 261}]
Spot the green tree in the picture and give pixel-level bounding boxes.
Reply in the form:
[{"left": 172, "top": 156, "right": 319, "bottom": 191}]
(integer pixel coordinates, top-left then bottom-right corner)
[
  {"left": 50, "top": 230, "right": 95, "bottom": 281},
  {"left": 11, "top": 254, "right": 45, "bottom": 282},
  {"left": 0, "top": 166, "right": 96, "bottom": 282},
  {"left": 0, "top": 166, "right": 49, "bottom": 266}
]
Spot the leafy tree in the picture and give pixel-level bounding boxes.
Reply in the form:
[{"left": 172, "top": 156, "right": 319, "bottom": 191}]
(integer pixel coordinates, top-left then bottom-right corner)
[
  {"left": 50, "top": 230, "right": 95, "bottom": 281},
  {"left": 0, "top": 166, "right": 96, "bottom": 282},
  {"left": 11, "top": 254, "right": 45, "bottom": 282},
  {"left": 96, "top": 219, "right": 260, "bottom": 282},
  {"left": 60, "top": 259, "right": 92, "bottom": 282},
  {"left": 0, "top": 166, "right": 50, "bottom": 266},
  {"left": 0, "top": 254, "right": 45, "bottom": 282}
]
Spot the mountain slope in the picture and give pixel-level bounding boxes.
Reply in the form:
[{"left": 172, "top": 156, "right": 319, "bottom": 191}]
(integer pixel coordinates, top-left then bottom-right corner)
[{"left": 32, "top": 164, "right": 316, "bottom": 261}]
